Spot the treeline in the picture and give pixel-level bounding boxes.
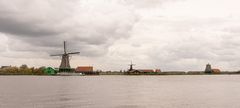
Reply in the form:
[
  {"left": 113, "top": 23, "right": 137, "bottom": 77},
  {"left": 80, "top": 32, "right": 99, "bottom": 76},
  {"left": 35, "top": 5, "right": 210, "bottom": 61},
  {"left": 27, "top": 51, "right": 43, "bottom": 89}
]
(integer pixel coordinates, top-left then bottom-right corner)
[{"left": 0, "top": 64, "right": 46, "bottom": 75}]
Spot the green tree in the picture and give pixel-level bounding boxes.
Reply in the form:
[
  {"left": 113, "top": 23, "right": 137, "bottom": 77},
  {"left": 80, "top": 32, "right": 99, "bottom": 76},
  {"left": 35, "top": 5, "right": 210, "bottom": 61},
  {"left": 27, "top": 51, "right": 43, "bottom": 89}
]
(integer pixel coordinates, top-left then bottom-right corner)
[
  {"left": 33, "top": 66, "right": 46, "bottom": 75},
  {"left": 19, "top": 64, "right": 32, "bottom": 75}
]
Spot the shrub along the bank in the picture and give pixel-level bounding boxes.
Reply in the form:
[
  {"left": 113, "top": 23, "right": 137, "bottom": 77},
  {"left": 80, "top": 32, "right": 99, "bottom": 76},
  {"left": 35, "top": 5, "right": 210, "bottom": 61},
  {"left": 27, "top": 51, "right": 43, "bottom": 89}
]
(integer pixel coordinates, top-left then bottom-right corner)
[{"left": 0, "top": 64, "right": 46, "bottom": 75}]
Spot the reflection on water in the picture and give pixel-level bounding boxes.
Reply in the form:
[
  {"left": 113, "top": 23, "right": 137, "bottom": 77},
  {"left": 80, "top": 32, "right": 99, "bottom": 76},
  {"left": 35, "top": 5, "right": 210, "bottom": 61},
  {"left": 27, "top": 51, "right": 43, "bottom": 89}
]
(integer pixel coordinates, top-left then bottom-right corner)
[{"left": 1, "top": 75, "right": 240, "bottom": 108}]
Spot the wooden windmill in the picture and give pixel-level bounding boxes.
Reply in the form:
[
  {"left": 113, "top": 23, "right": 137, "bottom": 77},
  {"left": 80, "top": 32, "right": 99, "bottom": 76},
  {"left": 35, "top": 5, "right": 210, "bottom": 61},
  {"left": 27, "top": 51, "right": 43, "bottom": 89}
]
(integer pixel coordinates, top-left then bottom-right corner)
[
  {"left": 128, "top": 61, "right": 135, "bottom": 71},
  {"left": 51, "top": 41, "right": 80, "bottom": 72}
]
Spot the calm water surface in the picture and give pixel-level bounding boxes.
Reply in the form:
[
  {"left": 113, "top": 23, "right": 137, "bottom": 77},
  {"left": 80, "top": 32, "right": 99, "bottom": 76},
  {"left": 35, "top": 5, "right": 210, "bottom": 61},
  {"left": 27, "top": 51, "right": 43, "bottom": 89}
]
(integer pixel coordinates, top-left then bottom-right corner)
[{"left": 1, "top": 75, "right": 240, "bottom": 108}]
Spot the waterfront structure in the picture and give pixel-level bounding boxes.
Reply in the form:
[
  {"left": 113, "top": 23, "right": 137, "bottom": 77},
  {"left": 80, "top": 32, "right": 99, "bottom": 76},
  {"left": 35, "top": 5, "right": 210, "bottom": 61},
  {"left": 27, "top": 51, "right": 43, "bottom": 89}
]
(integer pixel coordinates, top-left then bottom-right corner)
[
  {"left": 205, "top": 63, "right": 212, "bottom": 73},
  {"left": 44, "top": 67, "right": 56, "bottom": 75},
  {"left": 212, "top": 68, "right": 221, "bottom": 74},
  {"left": 126, "top": 61, "right": 138, "bottom": 74},
  {"left": 128, "top": 61, "right": 135, "bottom": 71},
  {"left": 51, "top": 41, "right": 80, "bottom": 72},
  {"left": 127, "top": 69, "right": 158, "bottom": 75},
  {"left": 75, "top": 66, "right": 93, "bottom": 73},
  {"left": 126, "top": 62, "right": 160, "bottom": 75},
  {"left": 204, "top": 63, "right": 221, "bottom": 74},
  {"left": 75, "top": 66, "right": 99, "bottom": 75}
]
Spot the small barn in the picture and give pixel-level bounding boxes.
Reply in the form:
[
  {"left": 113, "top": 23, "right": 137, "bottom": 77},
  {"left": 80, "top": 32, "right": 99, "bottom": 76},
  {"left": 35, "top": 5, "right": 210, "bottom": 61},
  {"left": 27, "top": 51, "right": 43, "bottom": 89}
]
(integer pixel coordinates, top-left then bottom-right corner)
[
  {"left": 44, "top": 67, "right": 56, "bottom": 75},
  {"left": 75, "top": 66, "right": 98, "bottom": 75},
  {"left": 212, "top": 69, "right": 221, "bottom": 74},
  {"left": 126, "top": 69, "right": 158, "bottom": 75},
  {"left": 75, "top": 66, "right": 93, "bottom": 72}
]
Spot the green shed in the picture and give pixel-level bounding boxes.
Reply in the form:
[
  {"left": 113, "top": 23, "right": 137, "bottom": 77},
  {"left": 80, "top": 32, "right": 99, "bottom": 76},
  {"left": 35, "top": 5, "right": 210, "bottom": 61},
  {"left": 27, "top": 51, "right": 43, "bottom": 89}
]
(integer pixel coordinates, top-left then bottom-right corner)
[{"left": 44, "top": 67, "right": 56, "bottom": 75}]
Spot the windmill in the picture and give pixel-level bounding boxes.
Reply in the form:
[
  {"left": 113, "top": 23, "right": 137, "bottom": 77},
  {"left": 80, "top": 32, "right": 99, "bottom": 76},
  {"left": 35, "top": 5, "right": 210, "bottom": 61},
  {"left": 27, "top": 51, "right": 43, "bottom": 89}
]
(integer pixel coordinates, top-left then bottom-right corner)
[
  {"left": 51, "top": 41, "right": 80, "bottom": 72},
  {"left": 128, "top": 61, "right": 135, "bottom": 71}
]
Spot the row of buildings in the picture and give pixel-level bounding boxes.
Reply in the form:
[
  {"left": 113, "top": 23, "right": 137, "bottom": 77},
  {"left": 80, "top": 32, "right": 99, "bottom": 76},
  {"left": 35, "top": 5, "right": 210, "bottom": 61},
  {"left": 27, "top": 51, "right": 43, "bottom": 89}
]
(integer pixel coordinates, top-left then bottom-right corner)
[
  {"left": 124, "top": 63, "right": 222, "bottom": 75},
  {"left": 74, "top": 63, "right": 221, "bottom": 75},
  {"left": 50, "top": 41, "right": 225, "bottom": 75},
  {"left": 43, "top": 66, "right": 95, "bottom": 75},
  {"left": 0, "top": 63, "right": 228, "bottom": 75}
]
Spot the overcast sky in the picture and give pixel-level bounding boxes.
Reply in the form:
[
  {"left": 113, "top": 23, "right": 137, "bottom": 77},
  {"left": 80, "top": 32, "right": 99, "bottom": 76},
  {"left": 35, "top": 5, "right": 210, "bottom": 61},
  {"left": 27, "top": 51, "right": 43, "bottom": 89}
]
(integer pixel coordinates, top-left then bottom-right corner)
[{"left": 0, "top": 0, "right": 240, "bottom": 71}]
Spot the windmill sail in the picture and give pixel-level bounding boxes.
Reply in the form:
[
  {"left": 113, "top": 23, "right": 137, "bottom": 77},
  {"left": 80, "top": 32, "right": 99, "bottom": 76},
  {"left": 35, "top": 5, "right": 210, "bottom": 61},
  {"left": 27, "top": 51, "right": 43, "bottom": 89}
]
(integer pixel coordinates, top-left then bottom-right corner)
[
  {"left": 50, "top": 54, "right": 63, "bottom": 56},
  {"left": 68, "top": 52, "right": 80, "bottom": 55},
  {"left": 64, "top": 41, "right": 66, "bottom": 54}
]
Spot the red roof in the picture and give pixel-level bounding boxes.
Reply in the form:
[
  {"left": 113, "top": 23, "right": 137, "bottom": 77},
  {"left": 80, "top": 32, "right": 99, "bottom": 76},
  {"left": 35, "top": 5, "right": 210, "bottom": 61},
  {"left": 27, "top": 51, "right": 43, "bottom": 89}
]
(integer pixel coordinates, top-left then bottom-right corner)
[
  {"left": 76, "top": 66, "right": 93, "bottom": 72},
  {"left": 212, "top": 68, "right": 221, "bottom": 73}
]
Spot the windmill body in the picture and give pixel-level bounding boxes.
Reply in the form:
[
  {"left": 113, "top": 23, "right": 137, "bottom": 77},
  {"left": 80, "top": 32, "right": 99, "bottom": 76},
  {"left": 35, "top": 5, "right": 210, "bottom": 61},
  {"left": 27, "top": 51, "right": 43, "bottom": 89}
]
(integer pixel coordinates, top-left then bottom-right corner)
[
  {"left": 51, "top": 41, "right": 80, "bottom": 72},
  {"left": 60, "top": 54, "right": 70, "bottom": 68}
]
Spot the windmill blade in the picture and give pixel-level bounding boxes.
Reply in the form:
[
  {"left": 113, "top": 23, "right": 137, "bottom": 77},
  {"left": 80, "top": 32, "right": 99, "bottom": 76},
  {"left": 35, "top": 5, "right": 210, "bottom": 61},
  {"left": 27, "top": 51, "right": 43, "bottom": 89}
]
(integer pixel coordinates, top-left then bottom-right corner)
[
  {"left": 68, "top": 52, "right": 80, "bottom": 55},
  {"left": 50, "top": 54, "right": 63, "bottom": 56},
  {"left": 64, "top": 41, "right": 66, "bottom": 54}
]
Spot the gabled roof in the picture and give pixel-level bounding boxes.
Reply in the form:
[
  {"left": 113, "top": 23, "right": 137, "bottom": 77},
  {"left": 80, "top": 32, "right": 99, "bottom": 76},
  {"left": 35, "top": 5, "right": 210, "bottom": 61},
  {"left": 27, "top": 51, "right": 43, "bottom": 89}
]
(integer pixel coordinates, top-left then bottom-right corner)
[{"left": 76, "top": 66, "right": 93, "bottom": 72}]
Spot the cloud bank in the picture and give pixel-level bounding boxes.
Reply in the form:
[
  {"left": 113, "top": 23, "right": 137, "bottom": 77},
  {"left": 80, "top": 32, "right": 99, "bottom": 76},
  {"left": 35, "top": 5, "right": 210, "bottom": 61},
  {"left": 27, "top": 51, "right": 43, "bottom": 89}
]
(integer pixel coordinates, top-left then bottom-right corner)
[
  {"left": 0, "top": 0, "right": 240, "bottom": 71},
  {"left": 0, "top": 0, "right": 138, "bottom": 56}
]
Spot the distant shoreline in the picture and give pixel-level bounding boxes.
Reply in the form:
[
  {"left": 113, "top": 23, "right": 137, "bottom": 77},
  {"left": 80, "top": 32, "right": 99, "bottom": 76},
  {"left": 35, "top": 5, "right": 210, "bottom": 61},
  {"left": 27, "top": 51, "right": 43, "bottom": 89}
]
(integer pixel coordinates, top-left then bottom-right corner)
[{"left": 1, "top": 71, "right": 240, "bottom": 76}]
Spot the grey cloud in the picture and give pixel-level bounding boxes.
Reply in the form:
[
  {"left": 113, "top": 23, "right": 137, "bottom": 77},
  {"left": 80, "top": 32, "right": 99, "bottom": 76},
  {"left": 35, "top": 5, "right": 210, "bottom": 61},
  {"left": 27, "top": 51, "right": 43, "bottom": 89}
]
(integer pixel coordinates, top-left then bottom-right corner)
[
  {"left": 0, "top": 0, "right": 139, "bottom": 57},
  {"left": 0, "top": 16, "right": 59, "bottom": 36}
]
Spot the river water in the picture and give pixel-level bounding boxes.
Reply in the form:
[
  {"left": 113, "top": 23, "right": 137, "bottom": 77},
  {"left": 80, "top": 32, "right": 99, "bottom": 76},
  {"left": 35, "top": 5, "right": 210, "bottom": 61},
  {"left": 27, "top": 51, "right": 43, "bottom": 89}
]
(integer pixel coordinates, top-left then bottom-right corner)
[{"left": 0, "top": 75, "right": 240, "bottom": 108}]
